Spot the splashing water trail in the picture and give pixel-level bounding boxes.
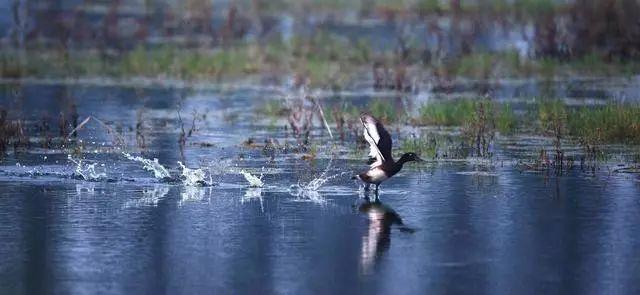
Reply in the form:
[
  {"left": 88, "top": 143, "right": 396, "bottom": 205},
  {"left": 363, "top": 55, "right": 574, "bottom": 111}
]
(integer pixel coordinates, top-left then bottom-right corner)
[
  {"left": 68, "top": 155, "right": 107, "bottom": 181},
  {"left": 240, "top": 170, "right": 264, "bottom": 188},
  {"left": 180, "top": 186, "right": 212, "bottom": 206},
  {"left": 289, "top": 171, "right": 351, "bottom": 204},
  {"left": 122, "top": 152, "right": 171, "bottom": 179},
  {"left": 242, "top": 187, "right": 264, "bottom": 212},
  {"left": 177, "top": 161, "right": 213, "bottom": 186},
  {"left": 124, "top": 185, "right": 170, "bottom": 208}
]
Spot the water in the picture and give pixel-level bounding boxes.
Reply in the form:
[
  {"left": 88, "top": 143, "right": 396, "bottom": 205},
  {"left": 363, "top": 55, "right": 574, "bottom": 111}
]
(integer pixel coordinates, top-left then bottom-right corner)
[{"left": 1, "top": 82, "right": 640, "bottom": 294}]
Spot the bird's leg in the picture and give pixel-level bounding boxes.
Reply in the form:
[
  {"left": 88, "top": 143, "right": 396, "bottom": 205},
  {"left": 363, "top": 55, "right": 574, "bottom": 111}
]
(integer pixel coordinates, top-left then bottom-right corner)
[
  {"left": 374, "top": 184, "right": 380, "bottom": 194},
  {"left": 363, "top": 183, "right": 370, "bottom": 192},
  {"left": 373, "top": 187, "right": 380, "bottom": 201}
]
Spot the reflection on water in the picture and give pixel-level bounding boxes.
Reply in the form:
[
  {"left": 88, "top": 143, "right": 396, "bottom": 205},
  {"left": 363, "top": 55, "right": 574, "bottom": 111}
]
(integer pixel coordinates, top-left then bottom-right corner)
[
  {"left": 179, "top": 186, "right": 212, "bottom": 206},
  {"left": 123, "top": 185, "right": 170, "bottom": 208},
  {"left": 1, "top": 83, "right": 640, "bottom": 294},
  {"left": 243, "top": 187, "right": 264, "bottom": 212},
  {"left": 75, "top": 182, "right": 96, "bottom": 196},
  {"left": 358, "top": 193, "right": 412, "bottom": 275}
]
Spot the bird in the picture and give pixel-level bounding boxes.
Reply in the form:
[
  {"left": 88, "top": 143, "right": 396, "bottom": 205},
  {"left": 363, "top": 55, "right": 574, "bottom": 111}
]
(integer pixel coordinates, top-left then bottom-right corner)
[{"left": 354, "top": 113, "right": 422, "bottom": 193}]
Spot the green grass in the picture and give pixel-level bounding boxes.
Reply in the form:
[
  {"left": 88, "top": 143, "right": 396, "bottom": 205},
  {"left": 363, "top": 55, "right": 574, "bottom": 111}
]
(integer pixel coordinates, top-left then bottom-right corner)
[
  {"left": 417, "top": 99, "right": 477, "bottom": 126},
  {"left": 537, "top": 100, "right": 567, "bottom": 134},
  {"left": 258, "top": 99, "right": 290, "bottom": 118},
  {"left": 568, "top": 104, "right": 640, "bottom": 145},
  {"left": 368, "top": 99, "right": 402, "bottom": 124},
  {"left": 400, "top": 135, "right": 437, "bottom": 158},
  {"left": 417, "top": 98, "right": 640, "bottom": 145},
  {"left": 496, "top": 103, "right": 517, "bottom": 134},
  {"left": 3, "top": 39, "right": 640, "bottom": 83}
]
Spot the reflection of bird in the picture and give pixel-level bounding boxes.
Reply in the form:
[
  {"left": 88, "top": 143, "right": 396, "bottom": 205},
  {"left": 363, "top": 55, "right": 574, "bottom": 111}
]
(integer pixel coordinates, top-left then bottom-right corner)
[
  {"left": 358, "top": 196, "right": 410, "bottom": 275},
  {"left": 355, "top": 114, "right": 422, "bottom": 193}
]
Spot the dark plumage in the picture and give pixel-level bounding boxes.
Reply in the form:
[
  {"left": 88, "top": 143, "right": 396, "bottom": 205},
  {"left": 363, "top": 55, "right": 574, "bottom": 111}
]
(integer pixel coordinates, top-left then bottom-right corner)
[{"left": 355, "top": 114, "right": 422, "bottom": 192}]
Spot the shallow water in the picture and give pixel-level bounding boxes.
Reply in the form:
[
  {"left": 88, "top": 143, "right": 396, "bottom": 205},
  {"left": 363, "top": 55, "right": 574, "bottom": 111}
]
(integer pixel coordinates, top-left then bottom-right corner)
[{"left": 1, "top": 82, "right": 640, "bottom": 294}]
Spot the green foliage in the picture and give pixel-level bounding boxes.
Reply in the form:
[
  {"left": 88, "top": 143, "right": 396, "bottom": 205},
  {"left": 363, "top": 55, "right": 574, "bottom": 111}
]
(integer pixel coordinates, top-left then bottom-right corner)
[
  {"left": 416, "top": 0, "right": 448, "bottom": 14},
  {"left": 417, "top": 99, "right": 476, "bottom": 126},
  {"left": 400, "top": 135, "right": 437, "bottom": 158},
  {"left": 496, "top": 103, "right": 517, "bottom": 134},
  {"left": 537, "top": 100, "right": 567, "bottom": 135},
  {"left": 568, "top": 104, "right": 640, "bottom": 145},
  {"left": 258, "top": 99, "right": 290, "bottom": 117},
  {"left": 369, "top": 99, "right": 401, "bottom": 124}
]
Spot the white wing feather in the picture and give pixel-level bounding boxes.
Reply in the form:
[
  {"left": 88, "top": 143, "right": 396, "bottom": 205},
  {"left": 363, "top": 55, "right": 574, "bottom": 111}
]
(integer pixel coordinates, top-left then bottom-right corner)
[{"left": 361, "top": 116, "right": 385, "bottom": 168}]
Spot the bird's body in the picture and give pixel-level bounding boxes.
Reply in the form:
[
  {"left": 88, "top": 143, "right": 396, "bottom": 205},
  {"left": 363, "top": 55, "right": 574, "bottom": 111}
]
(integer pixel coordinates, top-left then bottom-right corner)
[{"left": 355, "top": 114, "right": 422, "bottom": 192}]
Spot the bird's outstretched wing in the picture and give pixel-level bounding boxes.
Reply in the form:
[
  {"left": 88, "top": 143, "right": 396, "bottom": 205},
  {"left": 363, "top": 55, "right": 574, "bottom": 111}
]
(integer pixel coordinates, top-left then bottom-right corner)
[{"left": 360, "top": 114, "right": 392, "bottom": 168}]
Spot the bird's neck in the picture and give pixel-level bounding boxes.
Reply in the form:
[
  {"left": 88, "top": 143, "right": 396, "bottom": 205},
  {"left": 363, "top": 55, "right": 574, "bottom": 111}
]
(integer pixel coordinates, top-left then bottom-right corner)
[{"left": 388, "top": 158, "right": 406, "bottom": 176}]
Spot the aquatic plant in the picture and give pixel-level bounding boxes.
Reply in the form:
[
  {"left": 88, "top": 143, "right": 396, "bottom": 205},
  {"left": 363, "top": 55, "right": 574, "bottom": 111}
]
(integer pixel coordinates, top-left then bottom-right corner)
[
  {"left": 0, "top": 110, "right": 29, "bottom": 155},
  {"left": 177, "top": 109, "right": 202, "bottom": 150},
  {"left": 496, "top": 103, "right": 517, "bottom": 134},
  {"left": 567, "top": 104, "right": 640, "bottom": 145},
  {"left": 259, "top": 99, "right": 290, "bottom": 117},
  {"left": 369, "top": 99, "right": 403, "bottom": 124},
  {"left": 417, "top": 99, "right": 476, "bottom": 126},
  {"left": 537, "top": 100, "right": 567, "bottom": 165},
  {"left": 399, "top": 134, "right": 438, "bottom": 159},
  {"left": 462, "top": 100, "right": 495, "bottom": 157}
]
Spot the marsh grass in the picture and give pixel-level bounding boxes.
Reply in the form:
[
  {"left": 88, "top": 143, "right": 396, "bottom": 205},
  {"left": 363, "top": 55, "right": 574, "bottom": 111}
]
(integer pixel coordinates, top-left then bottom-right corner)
[
  {"left": 259, "top": 99, "right": 290, "bottom": 118},
  {"left": 537, "top": 100, "right": 567, "bottom": 164},
  {"left": 369, "top": 99, "right": 404, "bottom": 124},
  {"left": 568, "top": 104, "right": 640, "bottom": 145},
  {"left": 496, "top": 103, "right": 517, "bottom": 134},
  {"left": 399, "top": 132, "right": 470, "bottom": 159},
  {"left": 417, "top": 99, "right": 476, "bottom": 126},
  {"left": 400, "top": 135, "right": 438, "bottom": 159}
]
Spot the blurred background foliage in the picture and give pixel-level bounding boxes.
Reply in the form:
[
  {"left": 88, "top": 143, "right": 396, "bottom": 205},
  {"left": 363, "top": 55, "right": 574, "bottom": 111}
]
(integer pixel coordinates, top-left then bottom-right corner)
[{"left": 1, "top": 0, "right": 639, "bottom": 82}]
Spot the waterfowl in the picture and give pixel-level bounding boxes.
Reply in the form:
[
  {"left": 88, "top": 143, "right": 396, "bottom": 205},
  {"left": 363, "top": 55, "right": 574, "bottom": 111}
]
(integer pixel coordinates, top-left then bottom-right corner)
[{"left": 355, "top": 114, "right": 422, "bottom": 192}]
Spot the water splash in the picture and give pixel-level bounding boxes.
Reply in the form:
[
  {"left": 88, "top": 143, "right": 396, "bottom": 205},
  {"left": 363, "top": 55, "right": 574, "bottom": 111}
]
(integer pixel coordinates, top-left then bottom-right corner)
[
  {"left": 68, "top": 155, "right": 107, "bottom": 181},
  {"left": 179, "top": 186, "right": 211, "bottom": 206},
  {"left": 122, "top": 152, "right": 171, "bottom": 179},
  {"left": 124, "top": 185, "right": 170, "bottom": 208},
  {"left": 242, "top": 187, "right": 264, "bottom": 212},
  {"left": 289, "top": 171, "right": 350, "bottom": 204},
  {"left": 177, "top": 161, "right": 213, "bottom": 186},
  {"left": 75, "top": 182, "right": 96, "bottom": 195},
  {"left": 240, "top": 170, "right": 264, "bottom": 187}
]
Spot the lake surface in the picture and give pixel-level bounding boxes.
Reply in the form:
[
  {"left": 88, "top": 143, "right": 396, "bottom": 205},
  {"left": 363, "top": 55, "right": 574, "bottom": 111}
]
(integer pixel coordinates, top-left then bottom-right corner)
[{"left": 1, "top": 81, "right": 639, "bottom": 294}]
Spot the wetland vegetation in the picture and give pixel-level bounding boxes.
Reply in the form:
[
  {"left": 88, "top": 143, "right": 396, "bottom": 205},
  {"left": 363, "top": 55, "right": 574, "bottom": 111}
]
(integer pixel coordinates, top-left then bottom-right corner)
[{"left": 2, "top": 1, "right": 640, "bottom": 294}]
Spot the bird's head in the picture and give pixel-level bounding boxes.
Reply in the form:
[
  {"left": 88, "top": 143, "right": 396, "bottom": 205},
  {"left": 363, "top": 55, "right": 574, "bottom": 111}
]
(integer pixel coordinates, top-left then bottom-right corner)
[{"left": 399, "top": 152, "right": 423, "bottom": 164}]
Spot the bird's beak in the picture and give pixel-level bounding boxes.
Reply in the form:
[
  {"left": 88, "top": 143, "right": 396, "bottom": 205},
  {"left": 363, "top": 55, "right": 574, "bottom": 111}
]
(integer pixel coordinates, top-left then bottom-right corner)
[{"left": 416, "top": 156, "right": 425, "bottom": 162}]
